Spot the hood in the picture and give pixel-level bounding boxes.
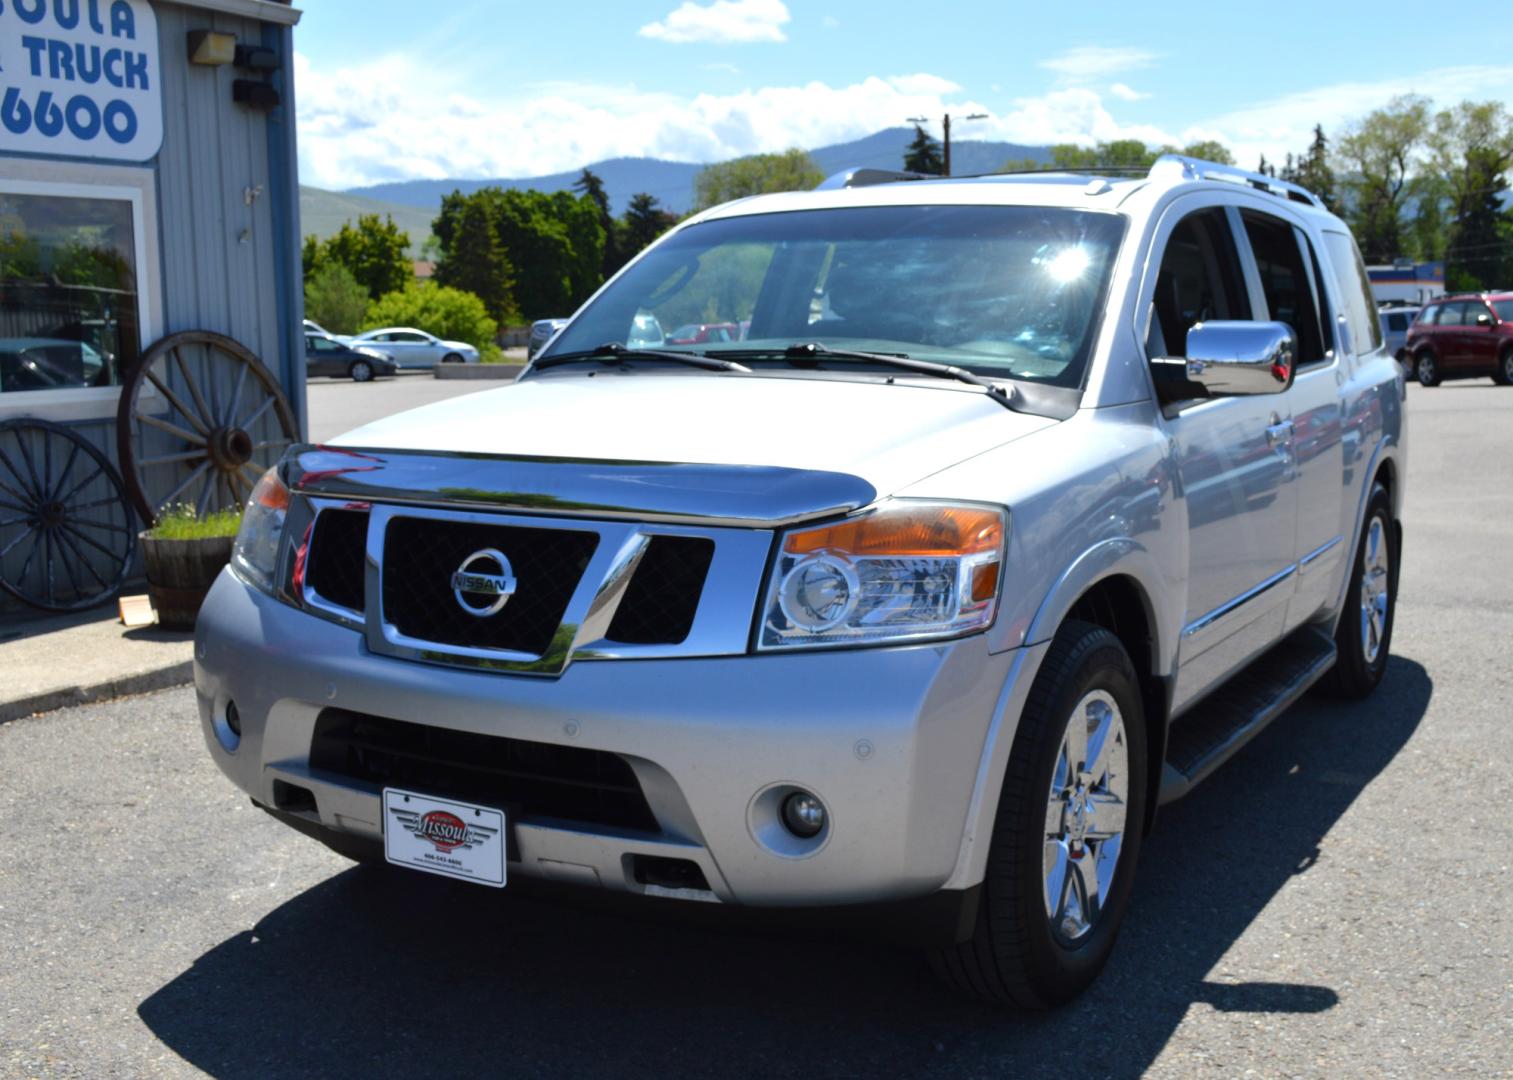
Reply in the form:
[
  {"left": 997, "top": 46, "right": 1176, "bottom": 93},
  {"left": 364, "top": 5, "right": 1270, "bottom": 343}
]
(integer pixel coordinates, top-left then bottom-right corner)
[{"left": 328, "top": 371, "right": 1057, "bottom": 503}]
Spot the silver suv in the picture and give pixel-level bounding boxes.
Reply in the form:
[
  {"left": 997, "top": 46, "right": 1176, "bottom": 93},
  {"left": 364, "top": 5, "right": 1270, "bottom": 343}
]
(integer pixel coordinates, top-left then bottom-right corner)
[{"left": 198, "top": 157, "right": 1405, "bottom": 1007}]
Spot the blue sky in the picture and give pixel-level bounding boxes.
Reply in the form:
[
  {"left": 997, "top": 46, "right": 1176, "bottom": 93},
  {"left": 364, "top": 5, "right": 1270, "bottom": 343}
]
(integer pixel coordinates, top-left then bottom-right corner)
[{"left": 291, "top": 0, "right": 1513, "bottom": 190}]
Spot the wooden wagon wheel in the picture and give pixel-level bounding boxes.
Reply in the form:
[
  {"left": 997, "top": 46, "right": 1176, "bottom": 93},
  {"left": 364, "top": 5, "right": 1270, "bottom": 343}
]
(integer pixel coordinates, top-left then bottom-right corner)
[
  {"left": 116, "top": 330, "right": 297, "bottom": 526},
  {"left": 0, "top": 418, "right": 135, "bottom": 612}
]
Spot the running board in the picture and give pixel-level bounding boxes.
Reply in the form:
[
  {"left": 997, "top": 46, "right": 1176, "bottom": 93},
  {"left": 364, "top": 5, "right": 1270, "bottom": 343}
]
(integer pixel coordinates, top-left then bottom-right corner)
[{"left": 1159, "top": 626, "right": 1337, "bottom": 804}]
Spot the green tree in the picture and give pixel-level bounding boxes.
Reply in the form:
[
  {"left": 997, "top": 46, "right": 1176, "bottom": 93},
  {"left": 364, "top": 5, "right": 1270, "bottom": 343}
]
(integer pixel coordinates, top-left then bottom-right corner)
[
  {"left": 433, "top": 188, "right": 605, "bottom": 321},
  {"left": 1280, "top": 125, "right": 1338, "bottom": 211},
  {"left": 1337, "top": 95, "right": 1432, "bottom": 263},
  {"left": 303, "top": 262, "right": 369, "bottom": 335},
  {"left": 301, "top": 233, "right": 321, "bottom": 279},
  {"left": 693, "top": 148, "right": 824, "bottom": 210},
  {"left": 314, "top": 214, "right": 412, "bottom": 300},
  {"left": 1426, "top": 101, "right": 1513, "bottom": 288},
  {"left": 574, "top": 168, "right": 622, "bottom": 277},
  {"left": 434, "top": 197, "right": 515, "bottom": 322},
  {"left": 621, "top": 193, "right": 678, "bottom": 259},
  {"left": 903, "top": 124, "right": 944, "bottom": 174},
  {"left": 1176, "top": 139, "right": 1235, "bottom": 165},
  {"left": 362, "top": 281, "right": 498, "bottom": 352}
]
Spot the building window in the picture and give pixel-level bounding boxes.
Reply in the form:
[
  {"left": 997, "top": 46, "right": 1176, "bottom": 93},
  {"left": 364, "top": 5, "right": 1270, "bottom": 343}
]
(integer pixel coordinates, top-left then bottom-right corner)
[{"left": 1, "top": 182, "right": 147, "bottom": 410}]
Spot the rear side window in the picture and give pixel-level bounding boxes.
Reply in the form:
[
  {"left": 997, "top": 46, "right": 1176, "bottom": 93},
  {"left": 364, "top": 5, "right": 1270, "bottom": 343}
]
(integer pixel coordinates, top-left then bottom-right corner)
[
  {"left": 1322, "top": 231, "right": 1383, "bottom": 354},
  {"left": 1419, "top": 305, "right": 1440, "bottom": 326},
  {"left": 1241, "top": 211, "right": 1328, "bottom": 365}
]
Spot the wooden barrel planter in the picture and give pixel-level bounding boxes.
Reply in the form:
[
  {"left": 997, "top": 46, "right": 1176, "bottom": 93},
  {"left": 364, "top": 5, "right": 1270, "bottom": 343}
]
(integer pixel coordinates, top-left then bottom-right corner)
[{"left": 140, "top": 533, "right": 235, "bottom": 630}]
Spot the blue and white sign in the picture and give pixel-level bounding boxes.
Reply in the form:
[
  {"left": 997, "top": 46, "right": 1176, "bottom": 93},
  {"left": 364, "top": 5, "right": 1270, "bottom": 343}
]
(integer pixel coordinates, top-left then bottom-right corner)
[{"left": 0, "top": 0, "right": 161, "bottom": 162}]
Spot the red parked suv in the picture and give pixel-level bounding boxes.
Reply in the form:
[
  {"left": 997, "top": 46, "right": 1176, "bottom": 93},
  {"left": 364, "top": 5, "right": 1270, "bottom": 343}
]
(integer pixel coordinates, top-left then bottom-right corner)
[{"left": 1403, "top": 293, "right": 1513, "bottom": 386}]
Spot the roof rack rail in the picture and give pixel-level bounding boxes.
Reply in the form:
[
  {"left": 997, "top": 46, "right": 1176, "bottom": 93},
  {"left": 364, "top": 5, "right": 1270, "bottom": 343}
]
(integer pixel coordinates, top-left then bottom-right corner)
[
  {"left": 1149, "top": 154, "right": 1325, "bottom": 209},
  {"left": 816, "top": 166, "right": 931, "bottom": 190}
]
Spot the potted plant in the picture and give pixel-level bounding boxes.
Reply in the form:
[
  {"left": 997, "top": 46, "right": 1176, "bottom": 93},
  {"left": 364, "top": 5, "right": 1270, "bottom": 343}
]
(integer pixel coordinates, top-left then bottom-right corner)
[{"left": 139, "top": 505, "right": 242, "bottom": 630}]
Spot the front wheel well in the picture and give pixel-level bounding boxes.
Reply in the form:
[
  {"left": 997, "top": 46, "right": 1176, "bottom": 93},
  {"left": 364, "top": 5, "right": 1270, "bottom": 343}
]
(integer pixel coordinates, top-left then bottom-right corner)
[{"left": 1064, "top": 575, "right": 1167, "bottom": 833}]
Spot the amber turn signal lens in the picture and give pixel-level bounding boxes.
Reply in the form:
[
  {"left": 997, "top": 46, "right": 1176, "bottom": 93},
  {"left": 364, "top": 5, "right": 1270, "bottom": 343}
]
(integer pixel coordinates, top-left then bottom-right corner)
[
  {"left": 784, "top": 505, "right": 1003, "bottom": 557},
  {"left": 251, "top": 467, "right": 290, "bottom": 511},
  {"left": 970, "top": 561, "right": 1000, "bottom": 603}
]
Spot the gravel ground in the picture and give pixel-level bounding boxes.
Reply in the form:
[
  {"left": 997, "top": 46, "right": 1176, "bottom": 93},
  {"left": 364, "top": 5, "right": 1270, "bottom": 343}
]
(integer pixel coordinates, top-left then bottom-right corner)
[{"left": 2, "top": 380, "right": 1510, "bottom": 1079}]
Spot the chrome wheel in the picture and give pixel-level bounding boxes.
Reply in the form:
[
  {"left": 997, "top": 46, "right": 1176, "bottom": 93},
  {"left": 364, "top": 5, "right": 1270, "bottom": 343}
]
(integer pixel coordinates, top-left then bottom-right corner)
[
  {"left": 1043, "top": 689, "right": 1129, "bottom": 943},
  {"left": 1416, "top": 354, "right": 1435, "bottom": 384},
  {"left": 1359, "top": 514, "right": 1391, "bottom": 664}
]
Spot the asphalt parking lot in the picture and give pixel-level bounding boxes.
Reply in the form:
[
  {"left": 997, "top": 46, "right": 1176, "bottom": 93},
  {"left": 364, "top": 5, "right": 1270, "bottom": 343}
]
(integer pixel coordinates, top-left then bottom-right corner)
[
  {"left": 2, "top": 379, "right": 1511, "bottom": 1078},
  {"left": 305, "top": 371, "right": 501, "bottom": 444}
]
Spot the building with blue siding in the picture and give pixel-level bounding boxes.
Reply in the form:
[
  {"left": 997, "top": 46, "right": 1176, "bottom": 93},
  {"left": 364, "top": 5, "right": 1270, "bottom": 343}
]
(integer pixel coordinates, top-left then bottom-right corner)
[{"left": 1, "top": 0, "right": 305, "bottom": 612}]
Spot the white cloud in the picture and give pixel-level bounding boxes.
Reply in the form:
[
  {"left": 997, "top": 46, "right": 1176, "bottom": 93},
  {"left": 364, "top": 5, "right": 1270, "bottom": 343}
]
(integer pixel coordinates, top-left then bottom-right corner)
[
  {"left": 1109, "top": 82, "right": 1148, "bottom": 102},
  {"left": 296, "top": 56, "right": 1006, "bottom": 190},
  {"left": 639, "top": 0, "right": 790, "bottom": 44},
  {"left": 295, "top": 48, "right": 1513, "bottom": 195},
  {"left": 1202, "top": 64, "right": 1513, "bottom": 170},
  {"left": 1040, "top": 46, "right": 1157, "bottom": 82}
]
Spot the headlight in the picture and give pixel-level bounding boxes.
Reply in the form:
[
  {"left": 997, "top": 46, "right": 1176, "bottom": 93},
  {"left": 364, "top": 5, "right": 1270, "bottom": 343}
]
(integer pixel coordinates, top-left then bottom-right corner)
[
  {"left": 758, "top": 502, "right": 1005, "bottom": 651},
  {"left": 231, "top": 466, "right": 289, "bottom": 593}
]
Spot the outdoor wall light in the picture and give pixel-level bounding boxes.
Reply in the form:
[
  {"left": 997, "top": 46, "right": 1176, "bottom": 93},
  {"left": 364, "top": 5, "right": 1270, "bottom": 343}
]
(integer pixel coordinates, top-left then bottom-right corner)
[
  {"left": 233, "top": 80, "right": 281, "bottom": 111},
  {"left": 234, "top": 45, "right": 280, "bottom": 71},
  {"left": 187, "top": 29, "right": 237, "bottom": 66}
]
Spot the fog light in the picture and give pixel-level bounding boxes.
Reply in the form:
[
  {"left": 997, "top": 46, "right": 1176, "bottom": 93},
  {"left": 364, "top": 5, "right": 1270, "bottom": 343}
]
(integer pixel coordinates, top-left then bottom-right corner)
[
  {"left": 225, "top": 701, "right": 242, "bottom": 737},
  {"left": 781, "top": 791, "right": 826, "bottom": 838}
]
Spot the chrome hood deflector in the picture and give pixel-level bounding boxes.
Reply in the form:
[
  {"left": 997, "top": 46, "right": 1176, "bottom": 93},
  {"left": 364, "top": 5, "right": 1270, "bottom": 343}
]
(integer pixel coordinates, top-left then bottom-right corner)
[{"left": 305, "top": 372, "right": 1056, "bottom": 525}]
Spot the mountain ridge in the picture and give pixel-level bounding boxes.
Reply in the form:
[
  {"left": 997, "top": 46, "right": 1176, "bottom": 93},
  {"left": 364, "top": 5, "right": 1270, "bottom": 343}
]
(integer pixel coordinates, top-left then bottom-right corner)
[{"left": 324, "top": 127, "right": 1052, "bottom": 216}]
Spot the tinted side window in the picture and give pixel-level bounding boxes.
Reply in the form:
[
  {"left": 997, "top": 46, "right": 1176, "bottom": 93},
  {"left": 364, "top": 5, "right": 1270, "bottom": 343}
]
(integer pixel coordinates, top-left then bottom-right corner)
[
  {"left": 1241, "top": 211, "right": 1327, "bottom": 365},
  {"left": 1419, "top": 305, "right": 1440, "bottom": 326},
  {"left": 1146, "top": 208, "right": 1250, "bottom": 358},
  {"left": 1386, "top": 313, "right": 1409, "bottom": 332},
  {"left": 1439, "top": 303, "right": 1466, "bottom": 327},
  {"left": 1322, "top": 231, "right": 1383, "bottom": 353}
]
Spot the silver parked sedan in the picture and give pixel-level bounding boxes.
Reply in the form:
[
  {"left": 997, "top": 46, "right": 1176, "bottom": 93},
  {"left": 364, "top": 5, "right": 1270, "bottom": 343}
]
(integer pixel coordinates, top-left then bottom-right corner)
[{"left": 348, "top": 327, "right": 480, "bottom": 369}]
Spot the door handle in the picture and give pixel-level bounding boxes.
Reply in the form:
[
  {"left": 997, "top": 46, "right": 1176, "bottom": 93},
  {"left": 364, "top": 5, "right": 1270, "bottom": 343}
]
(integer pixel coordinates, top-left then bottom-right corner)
[{"left": 1265, "top": 418, "right": 1294, "bottom": 446}]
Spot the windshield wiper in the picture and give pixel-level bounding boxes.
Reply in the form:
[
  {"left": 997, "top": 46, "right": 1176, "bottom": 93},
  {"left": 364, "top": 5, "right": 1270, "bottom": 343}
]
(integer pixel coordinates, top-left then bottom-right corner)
[
  {"left": 533, "top": 342, "right": 751, "bottom": 373},
  {"left": 723, "top": 342, "right": 1015, "bottom": 409}
]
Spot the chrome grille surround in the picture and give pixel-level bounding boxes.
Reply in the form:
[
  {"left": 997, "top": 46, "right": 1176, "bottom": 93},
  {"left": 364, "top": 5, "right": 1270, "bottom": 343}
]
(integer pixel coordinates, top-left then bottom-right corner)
[{"left": 284, "top": 496, "right": 773, "bottom": 676}]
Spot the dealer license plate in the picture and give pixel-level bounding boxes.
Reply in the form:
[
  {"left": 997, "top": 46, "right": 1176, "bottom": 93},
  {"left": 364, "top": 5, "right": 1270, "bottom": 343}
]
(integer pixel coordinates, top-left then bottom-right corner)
[{"left": 382, "top": 788, "right": 506, "bottom": 888}]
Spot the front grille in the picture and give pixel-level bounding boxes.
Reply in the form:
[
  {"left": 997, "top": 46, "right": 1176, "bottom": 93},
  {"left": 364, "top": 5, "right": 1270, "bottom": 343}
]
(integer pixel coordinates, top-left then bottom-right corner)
[
  {"left": 382, "top": 516, "right": 599, "bottom": 656},
  {"left": 607, "top": 536, "right": 714, "bottom": 645},
  {"left": 305, "top": 508, "right": 368, "bottom": 612},
  {"left": 310, "top": 709, "right": 659, "bottom": 833}
]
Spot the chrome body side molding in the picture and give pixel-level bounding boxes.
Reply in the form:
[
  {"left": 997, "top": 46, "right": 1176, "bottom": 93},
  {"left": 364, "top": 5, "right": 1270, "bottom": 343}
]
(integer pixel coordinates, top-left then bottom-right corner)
[{"left": 1182, "top": 564, "right": 1298, "bottom": 640}]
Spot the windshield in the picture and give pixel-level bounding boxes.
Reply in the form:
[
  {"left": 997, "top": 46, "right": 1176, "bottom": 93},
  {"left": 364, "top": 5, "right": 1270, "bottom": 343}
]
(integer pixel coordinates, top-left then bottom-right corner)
[
  {"left": 545, "top": 205, "right": 1126, "bottom": 388},
  {"left": 1494, "top": 300, "right": 1513, "bottom": 323}
]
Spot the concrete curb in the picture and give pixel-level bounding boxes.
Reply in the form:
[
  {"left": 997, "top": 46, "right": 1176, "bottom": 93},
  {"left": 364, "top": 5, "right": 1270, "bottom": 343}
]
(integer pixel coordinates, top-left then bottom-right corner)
[
  {"left": 0, "top": 660, "right": 195, "bottom": 726},
  {"left": 433, "top": 364, "right": 523, "bottom": 381}
]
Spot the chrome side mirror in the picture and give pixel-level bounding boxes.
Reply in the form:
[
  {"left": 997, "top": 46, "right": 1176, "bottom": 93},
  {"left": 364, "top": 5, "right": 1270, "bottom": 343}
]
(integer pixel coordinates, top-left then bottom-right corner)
[
  {"left": 1475, "top": 312, "right": 1493, "bottom": 328},
  {"left": 1183, "top": 320, "right": 1296, "bottom": 396}
]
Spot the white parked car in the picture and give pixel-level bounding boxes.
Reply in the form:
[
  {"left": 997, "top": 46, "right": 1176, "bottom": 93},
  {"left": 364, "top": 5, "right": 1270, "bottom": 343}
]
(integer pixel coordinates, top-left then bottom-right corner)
[
  {"left": 348, "top": 327, "right": 480, "bottom": 369},
  {"left": 302, "top": 318, "right": 352, "bottom": 344}
]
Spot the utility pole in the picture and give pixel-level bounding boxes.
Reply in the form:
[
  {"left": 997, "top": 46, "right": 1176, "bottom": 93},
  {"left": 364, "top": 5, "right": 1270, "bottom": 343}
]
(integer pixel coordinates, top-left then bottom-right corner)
[{"left": 906, "top": 111, "right": 989, "bottom": 176}]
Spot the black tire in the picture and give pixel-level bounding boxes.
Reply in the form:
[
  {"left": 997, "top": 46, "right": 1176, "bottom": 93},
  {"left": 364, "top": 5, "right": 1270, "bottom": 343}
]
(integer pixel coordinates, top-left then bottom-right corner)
[
  {"left": 932, "top": 620, "right": 1147, "bottom": 1008},
  {"left": 1320, "top": 483, "right": 1398, "bottom": 699},
  {"left": 348, "top": 359, "right": 374, "bottom": 382},
  {"left": 441, "top": 352, "right": 463, "bottom": 364},
  {"left": 1414, "top": 350, "right": 1440, "bottom": 387},
  {"left": 1494, "top": 348, "right": 1513, "bottom": 387}
]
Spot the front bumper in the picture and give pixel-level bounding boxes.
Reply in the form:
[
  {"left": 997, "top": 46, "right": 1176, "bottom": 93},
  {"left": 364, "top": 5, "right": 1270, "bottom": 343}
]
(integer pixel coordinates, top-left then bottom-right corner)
[{"left": 195, "top": 569, "right": 1029, "bottom": 908}]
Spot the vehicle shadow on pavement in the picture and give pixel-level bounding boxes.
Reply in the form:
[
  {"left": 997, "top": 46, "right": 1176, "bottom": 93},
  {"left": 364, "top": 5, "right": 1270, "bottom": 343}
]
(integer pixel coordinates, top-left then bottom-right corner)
[{"left": 139, "top": 657, "right": 1431, "bottom": 1080}]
